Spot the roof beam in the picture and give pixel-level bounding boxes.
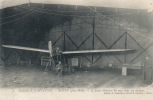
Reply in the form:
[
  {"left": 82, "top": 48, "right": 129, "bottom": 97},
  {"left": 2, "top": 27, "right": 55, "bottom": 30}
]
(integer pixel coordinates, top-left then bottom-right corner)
[{"left": 30, "top": 0, "right": 152, "bottom": 10}]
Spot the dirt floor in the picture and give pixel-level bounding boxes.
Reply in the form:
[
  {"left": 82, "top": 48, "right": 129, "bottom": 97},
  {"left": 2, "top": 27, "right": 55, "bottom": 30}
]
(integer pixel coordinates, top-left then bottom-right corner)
[{"left": 0, "top": 65, "right": 149, "bottom": 88}]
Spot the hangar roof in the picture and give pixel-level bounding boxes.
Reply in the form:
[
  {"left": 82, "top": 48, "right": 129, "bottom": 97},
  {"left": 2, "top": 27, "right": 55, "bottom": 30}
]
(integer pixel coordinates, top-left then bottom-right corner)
[{"left": 0, "top": 0, "right": 152, "bottom": 11}]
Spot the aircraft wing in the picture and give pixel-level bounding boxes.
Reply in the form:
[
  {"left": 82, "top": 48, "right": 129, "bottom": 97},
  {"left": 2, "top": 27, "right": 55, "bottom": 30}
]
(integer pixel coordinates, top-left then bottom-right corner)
[
  {"left": 2, "top": 45, "right": 49, "bottom": 53},
  {"left": 2, "top": 45, "right": 135, "bottom": 55},
  {"left": 62, "top": 49, "right": 134, "bottom": 55}
]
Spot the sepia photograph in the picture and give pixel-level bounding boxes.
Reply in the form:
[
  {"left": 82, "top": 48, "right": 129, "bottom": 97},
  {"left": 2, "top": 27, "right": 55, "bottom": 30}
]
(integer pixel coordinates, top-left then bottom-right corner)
[{"left": 0, "top": 0, "right": 153, "bottom": 99}]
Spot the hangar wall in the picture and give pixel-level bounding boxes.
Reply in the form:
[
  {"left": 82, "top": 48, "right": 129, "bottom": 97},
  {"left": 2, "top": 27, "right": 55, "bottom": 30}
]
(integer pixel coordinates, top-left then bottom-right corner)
[
  {"left": 1, "top": 4, "right": 153, "bottom": 68},
  {"left": 49, "top": 11, "right": 153, "bottom": 68}
]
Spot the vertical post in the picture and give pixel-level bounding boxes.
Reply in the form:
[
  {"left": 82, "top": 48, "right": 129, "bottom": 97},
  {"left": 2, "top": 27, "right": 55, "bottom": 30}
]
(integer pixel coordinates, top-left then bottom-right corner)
[
  {"left": 94, "top": 7, "right": 97, "bottom": 11},
  {"left": 92, "top": 18, "right": 95, "bottom": 50},
  {"left": 124, "top": 32, "right": 128, "bottom": 63},
  {"left": 138, "top": 10, "right": 139, "bottom": 14},
  {"left": 106, "top": 19, "right": 107, "bottom": 29},
  {"left": 58, "top": 4, "right": 60, "bottom": 9},
  {"left": 63, "top": 32, "right": 66, "bottom": 51},
  {"left": 92, "top": 17, "right": 95, "bottom": 63},
  {"left": 42, "top": 4, "right": 44, "bottom": 8},
  {"left": 116, "top": 8, "right": 118, "bottom": 12},
  {"left": 75, "top": 5, "right": 78, "bottom": 10},
  {"left": 143, "top": 56, "right": 153, "bottom": 84},
  {"left": 28, "top": 0, "right": 30, "bottom": 7}
]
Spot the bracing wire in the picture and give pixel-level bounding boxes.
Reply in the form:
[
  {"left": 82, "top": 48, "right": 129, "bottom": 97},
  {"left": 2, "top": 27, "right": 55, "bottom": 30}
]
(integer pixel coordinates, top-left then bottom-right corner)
[
  {"left": 86, "top": 6, "right": 153, "bottom": 41},
  {"left": 24, "top": 4, "right": 139, "bottom": 13},
  {"left": 0, "top": 10, "right": 30, "bottom": 19},
  {"left": 19, "top": 6, "right": 139, "bottom": 18},
  {"left": 18, "top": 6, "right": 96, "bottom": 18},
  {"left": 0, "top": 11, "right": 34, "bottom": 25},
  {"left": 0, "top": 5, "right": 139, "bottom": 25}
]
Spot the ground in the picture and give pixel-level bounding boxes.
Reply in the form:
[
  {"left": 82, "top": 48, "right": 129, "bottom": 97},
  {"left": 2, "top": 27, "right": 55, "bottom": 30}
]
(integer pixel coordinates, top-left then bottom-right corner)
[{"left": 0, "top": 65, "right": 149, "bottom": 88}]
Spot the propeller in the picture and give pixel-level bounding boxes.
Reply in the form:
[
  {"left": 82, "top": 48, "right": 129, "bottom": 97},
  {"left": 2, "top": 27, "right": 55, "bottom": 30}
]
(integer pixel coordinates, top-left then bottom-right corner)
[{"left": 46, "top": 41, "right": 56, "bottom": 71}]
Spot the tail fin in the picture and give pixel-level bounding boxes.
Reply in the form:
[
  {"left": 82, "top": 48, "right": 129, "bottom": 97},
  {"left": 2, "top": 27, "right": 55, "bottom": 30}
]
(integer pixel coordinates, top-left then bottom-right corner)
[{"left": 48, "top": 41, "right": 53, "bottom": 57}]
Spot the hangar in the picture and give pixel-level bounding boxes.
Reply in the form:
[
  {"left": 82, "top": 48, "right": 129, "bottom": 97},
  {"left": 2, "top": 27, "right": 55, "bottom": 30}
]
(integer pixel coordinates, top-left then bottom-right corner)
[{"left": 0, "top": 0, "right": 153, "bottom": 88}]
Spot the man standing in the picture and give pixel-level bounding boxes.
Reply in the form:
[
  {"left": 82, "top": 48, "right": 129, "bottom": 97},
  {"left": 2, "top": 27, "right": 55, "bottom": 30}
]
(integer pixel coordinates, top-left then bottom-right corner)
[
  {"left": 55, "top": 47, "right": 61, "bottom": 63},
  {"left": 55, "top": 61, "right": 63, "bottom": 76}
]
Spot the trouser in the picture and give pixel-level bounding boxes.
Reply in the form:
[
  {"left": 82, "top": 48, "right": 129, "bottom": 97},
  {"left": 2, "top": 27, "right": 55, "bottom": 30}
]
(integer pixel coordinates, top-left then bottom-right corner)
[
  {"left": 56, "top": 55, "right": 61, "bottom": 63},
  {"left": 56, "top": 69, "right": 63, "bottom": 76}
]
